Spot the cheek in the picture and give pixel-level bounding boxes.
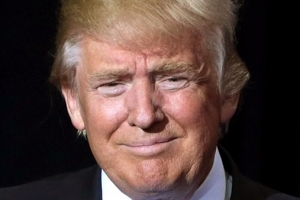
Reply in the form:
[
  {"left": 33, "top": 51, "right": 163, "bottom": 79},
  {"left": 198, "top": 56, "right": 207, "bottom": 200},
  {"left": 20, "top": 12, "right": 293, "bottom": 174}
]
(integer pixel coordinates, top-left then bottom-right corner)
[
  {"left": 80, "top": 96, "right": 129, "bottom": 166},
  {"left": 80, "top": 95, "right": 127, "bottom": 139},
  {"left": 165, "top": 89, "right": 221, "bottom": 130}
]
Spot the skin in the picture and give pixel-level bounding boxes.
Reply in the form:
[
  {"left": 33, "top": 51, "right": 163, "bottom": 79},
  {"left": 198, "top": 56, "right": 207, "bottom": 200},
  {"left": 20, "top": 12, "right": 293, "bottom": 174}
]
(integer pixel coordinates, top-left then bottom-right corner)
[{"left": 62, "top": 36, "right": 239, "bottom": 200}]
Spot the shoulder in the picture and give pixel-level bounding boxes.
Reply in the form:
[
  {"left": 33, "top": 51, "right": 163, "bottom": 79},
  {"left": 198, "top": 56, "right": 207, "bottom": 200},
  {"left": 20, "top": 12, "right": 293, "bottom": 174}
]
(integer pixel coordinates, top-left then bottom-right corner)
[
  {"left": 0, "top": 164, "right": 101, "bottom": 200},
  {"left": 267, "top": 193, "right": 300, "bottom": 200},
  {"left": 218, "top": 145, "right": 300, "bottom": 200}
]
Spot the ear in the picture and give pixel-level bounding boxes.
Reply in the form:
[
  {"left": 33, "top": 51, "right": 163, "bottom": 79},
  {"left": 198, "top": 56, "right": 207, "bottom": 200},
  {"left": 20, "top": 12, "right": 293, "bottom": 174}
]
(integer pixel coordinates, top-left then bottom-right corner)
[
  {"left": 61, "top": 87, "right": 85, "bottom": 130},
  {"left": 220, "top": 92, "right": 240, "bottom": 123}
]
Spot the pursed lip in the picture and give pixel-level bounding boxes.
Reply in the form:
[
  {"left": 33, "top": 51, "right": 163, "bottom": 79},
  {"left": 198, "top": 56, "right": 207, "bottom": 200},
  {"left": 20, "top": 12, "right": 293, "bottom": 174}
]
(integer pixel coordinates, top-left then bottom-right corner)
[{"left": 122, "top": 137, "right": 177, "bottom": 156}]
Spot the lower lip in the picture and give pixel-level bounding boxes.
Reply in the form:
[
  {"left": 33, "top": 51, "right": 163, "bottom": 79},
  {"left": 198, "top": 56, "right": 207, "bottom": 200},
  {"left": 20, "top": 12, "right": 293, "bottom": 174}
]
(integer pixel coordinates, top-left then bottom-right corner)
[{"left": 124, "top": 140, "right": 175, "bottom": 157}]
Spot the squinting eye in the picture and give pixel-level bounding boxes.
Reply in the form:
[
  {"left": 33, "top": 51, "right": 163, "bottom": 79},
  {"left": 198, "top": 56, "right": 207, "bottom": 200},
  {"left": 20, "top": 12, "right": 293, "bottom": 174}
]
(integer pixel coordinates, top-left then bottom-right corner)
[
  {"left": 167, "top": 77, "right": 185, "bottom": 82},
  {"left": 97, "top": 82, "right": 126, "bottom": 97},
  {"left": 159, "top": 77, "right": 189, "bottom": 90}
]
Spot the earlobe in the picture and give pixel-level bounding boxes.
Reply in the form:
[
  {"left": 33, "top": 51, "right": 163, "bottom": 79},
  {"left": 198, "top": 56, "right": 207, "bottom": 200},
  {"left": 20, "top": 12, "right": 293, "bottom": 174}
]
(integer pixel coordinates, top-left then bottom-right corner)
[
  {"left": 61, "top": 87, "right": 85, "bottom": 130},
  {"left": 220, "top": 92, "right": 240, "bottom": 123}
]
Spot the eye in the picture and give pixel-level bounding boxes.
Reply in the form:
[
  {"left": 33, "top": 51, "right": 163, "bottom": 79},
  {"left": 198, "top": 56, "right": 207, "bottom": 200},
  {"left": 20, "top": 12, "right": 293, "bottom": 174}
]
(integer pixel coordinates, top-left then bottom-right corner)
[
  {"left": 97, "top": 82, "right": 126, "bottom": 97},
  {"left": 167, "top": 77, "right": 186, "bottom": 82},
  {"left": 158, "top": 76, "right": 189, "bottom": 90}
]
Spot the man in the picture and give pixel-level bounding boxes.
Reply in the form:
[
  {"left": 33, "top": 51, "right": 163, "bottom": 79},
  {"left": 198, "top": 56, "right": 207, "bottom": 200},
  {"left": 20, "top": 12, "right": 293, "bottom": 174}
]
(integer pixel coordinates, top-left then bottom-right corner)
[{"left": 0, "top": 0, "right": 298, "bottom": 199}]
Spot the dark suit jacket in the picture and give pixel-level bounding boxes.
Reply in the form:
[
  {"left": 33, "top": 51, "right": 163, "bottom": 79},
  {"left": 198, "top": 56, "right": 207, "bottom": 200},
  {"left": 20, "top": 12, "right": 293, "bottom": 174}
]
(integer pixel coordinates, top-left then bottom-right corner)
[{"left": 0, "top": 146, "right": 299, "bottom": 200}]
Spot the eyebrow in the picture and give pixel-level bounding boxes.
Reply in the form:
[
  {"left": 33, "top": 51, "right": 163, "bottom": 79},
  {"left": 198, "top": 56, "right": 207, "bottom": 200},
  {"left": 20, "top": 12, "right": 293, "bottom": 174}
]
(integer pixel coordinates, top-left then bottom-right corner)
[
  {"left": 87, "top": 61, "right": 200, "bottom": 82},
  {"left": 152, "top": 62, "right": 208, "bottom": 83},
  {"left": 88, "top": 67, "right": 130, "bottom": 82},
  {"left": 151, "top": 62, "right": 196, "bottom": 75}
]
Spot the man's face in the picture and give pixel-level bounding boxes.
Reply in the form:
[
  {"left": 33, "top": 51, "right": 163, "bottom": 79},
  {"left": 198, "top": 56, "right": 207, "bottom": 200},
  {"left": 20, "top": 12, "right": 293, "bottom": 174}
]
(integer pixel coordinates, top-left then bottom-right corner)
[{"left": 63, "top": 37, "right": 237, "bottom": 198}]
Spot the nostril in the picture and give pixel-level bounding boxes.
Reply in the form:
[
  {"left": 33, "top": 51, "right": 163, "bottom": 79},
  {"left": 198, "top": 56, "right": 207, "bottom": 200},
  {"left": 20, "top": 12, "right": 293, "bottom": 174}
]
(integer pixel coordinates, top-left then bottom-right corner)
[
  {"left": 128, "top": 107, "right": 155, "bottom": 128},
  {"left": 127, "top": 106, "right": 164, "bottom": 129}
]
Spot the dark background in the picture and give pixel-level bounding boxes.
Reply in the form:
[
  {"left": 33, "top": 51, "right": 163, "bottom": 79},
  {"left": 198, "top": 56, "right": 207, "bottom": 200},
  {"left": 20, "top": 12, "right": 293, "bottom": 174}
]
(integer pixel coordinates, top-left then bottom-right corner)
[{"left": 1, "top": 0, "right": 299, "bottom": 198}]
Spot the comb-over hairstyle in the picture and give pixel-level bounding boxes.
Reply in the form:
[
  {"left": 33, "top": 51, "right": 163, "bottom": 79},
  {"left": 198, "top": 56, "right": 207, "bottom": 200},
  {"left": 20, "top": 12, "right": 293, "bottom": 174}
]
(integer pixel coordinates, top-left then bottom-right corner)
[{"left": 50, "top": 0, "right": 249, "bottom": 97}]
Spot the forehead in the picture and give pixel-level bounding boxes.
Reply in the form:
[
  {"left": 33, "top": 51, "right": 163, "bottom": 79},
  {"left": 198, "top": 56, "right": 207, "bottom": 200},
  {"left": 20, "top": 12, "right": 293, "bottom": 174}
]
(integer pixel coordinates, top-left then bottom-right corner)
[{"left": 80, "top": 36, "right": 201, "bottom": 70}]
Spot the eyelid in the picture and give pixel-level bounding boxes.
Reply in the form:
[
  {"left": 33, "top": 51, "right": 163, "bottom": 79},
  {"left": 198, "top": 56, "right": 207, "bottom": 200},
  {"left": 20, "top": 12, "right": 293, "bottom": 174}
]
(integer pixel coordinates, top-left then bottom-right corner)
[
  {"left": 157, "top": 75, "right": 190, "bottom": 91},
  {"left": 156, "top": 71, "right": 191, "bottom": 81},
  {"left": 96, "top": 81, "right": 127, "bottom": 97},
  {"left": 100, "top": 81, "right": 123, "bottom": 86}
]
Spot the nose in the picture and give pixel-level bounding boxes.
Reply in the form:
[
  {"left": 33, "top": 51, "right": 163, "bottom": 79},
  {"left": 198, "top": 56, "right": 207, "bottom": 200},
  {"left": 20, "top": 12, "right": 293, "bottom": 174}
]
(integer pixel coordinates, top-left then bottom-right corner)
[{"left": 126, "top": 79, "right": 164, "bottom": 129}]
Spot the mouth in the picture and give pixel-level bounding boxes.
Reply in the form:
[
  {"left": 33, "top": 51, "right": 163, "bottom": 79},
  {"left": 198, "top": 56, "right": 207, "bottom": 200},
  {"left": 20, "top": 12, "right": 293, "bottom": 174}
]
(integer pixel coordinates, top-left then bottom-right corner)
[{"left": 123, "top": 137, "right": 177, "bottom": 157}]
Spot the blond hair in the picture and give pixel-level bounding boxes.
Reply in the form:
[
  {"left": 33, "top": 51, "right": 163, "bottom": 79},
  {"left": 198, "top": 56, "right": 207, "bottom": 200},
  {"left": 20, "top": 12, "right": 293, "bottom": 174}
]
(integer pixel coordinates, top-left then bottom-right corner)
[{"left": 50, "top": 0, "right": 249, "bottom": 97}]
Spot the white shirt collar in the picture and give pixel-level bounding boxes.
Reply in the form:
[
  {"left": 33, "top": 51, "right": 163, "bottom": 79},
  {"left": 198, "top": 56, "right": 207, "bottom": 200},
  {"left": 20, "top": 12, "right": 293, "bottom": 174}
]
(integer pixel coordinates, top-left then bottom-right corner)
[
  {"left": 101, "top": 147, "right": 228, "bottom": 200},
  {"left": 189, "top": 148, "right": 227, "bottom": 200},
  {"left": 101, "top": 168, "right": 131, "bottom": 200}
]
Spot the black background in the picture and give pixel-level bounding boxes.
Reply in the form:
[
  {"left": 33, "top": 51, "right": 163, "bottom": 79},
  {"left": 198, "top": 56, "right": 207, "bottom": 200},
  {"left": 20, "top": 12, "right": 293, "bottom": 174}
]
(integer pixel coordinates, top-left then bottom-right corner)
[{"left": 1, "top": 0, "right": 299, "bottom": 198}]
